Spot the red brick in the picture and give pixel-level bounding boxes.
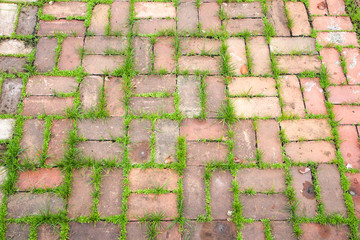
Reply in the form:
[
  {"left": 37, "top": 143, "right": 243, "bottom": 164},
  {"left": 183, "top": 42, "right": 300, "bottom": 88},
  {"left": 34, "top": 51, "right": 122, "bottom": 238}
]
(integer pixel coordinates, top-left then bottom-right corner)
[
  {"left": 317, "top": 32, "right": 359, "bottom": 47},
  {"left": 320, "top": 48, "right": 346, "bottom": 84},
  {"left": 19, "top": 119, "right": 45, "bottom": 162},
  {"left": 328, "top": 86, "right": 360, "bottom": 104},
  {"left": 58, "top": 37, "right": 83, "bottom": 71},
  {"left": 313, "top": 16, "right": 353, "bottom": 31},
  {"left": 271, "top": 221, "right": 296, "bottom": 240},
  {"left": 280, "top": 119, "right": 332, "bottom": 141},
  {"left": 43, "top": 2, "right": 87, "bottom": 18},
  {"left": 34, "top": 37, "right": 57, "bottom": 72},
  {"left": 155, "top": 120, "right": 179, "bottom": 164},
  {"left": 339, "top": 125, "right": 360, "bottom": 169},
  {"left": 134, "top": 2, "right": 175, "bottom": 18},
  {"left": 269, "top": 37, "right": 316, "bottom": 54},
  {"left": 187, "top": 142, "right": 228, "bottom": 166},
  {"left": 105, "top": 77, "right": 125, "bottom": 117},
  {"left": 47, "top": 119, "right": 72, "bottom": 165},
  {"left": 280, "top": 75, "right": 305, "bottom": 117},
  {"left": 6, "top": 223, "right": 29, "bottom": 240},
  {"left": 89, "top": 4, "right": 109, "bottom": 35},
  {"left": 347, "top": 173, "right": 360, "bottom": 218},
  {"left": 199, "top": 3, "right": 220, "bottom": 32},
  {"left": 177, "top": 2, "right": 198, "bottom": 33},
  {"left": 110, "top": 2, "right": 129, "bottom": 34},
  {"left": 180, "top": 119, "right": 227, "bottom": 140},
  {"left": 38, "top": 20, "right": 86, "bottom": 36},
  {"left": 285, "top": 141, "right": 336, "bottom": 163},
  {"left": 98, "top": 169, "right": 123, "bottom": 217},
  {"left": 226, "top": 38, "right": 247, "bottom": 75},
  {"left": 136, "top": 19, "right": 175, "bottom": 35},
  {"left": 133, "top": 37, "right": 151, "bottom": 73},
  {"left": 231, "top": 97, "right": 281, "bottom": 117},
  {"left": 206, "top": 76, "right": 226, "bottom": 118},
  {"left": 0, "top": 78, "right": 23, "bottom": 114},
  {"left": 334, "top": 105, "right": 360, "bottom": 124},
  {"left": 127, "top": 193, "right": 178, "bottom": 220},
  {"left": 226, "top": 19, "right": 264, "bottom": 35},
  {"left": 181, "top": 38, "right": 221, "bottom": 55},
  {"left": 84, "top": 36, "right": 127, "bottom": 55},
  {"left": 0, "top": 57, "right": 26, "bottom": 73},
  {"left": 327, "top": 0, "right": 346, "bottom": 15},
  {"left": 179, "top": 56, "right": 220, "bottom": 74},
  {"left": 80, "top": 76, "right": 103, "bottom": 111},
  {"left": 127, "top": 222, "right": 180, "bottom": 240},
  {"left": 300, "top": 223, "right": 349, "bottom": 240},
  {"left": 129, "top": 97, "right": 174, "bottom": 115},
  {"left": 286, "top": 2, "right": 311, "bottom": 36},
  {"left": 222, "top": 2, "right": 264, "bottom": 18},
  {"left": 16, "top": 168, "right": 63, "bottom": 190},
  {"left": 248, "top": 36, "right": 272, "bottom": 75},
  {"left": 228, "top": 77, "right": 277, "bottom": 96},
  {"left": 22, "top": 96, "right": 73, "bottom": 116},
  {"left": 233, "top": 120, "right": 256, "bottom": 163},
  {"left": 178, "top": 75, "right": 201, "bottom": 117},
  {"left": 257, "top": 120, "right": 282, "bottom": 163},
  {"left": 236, "top": 168, "right": 286, "bottom": 192},
  {"left": 37, "top": 224, "right": 60, "bottom": 240},
  {"left": 128, "top": 119, "right": 152, "bottom": 164},
  {"left": 267, "top": 0, "right": 290, "bottom": 36},
  {"left": 183, "top": 221, "right": 237, "bottom": 239},
  {"left": 342, "top": 48, "right": 360, "bottom": 84},
  {"left": 210, "top": 170, "right": 233, "bottom": 219},
  {"left": 300, "top": 78, "right": 327, "bottom": 115},
  {"left": 129, "top": 168, "right": 178, "bottom": 191},
  {"left": 277, "top": 55, "right": 321, "bottom": 74},
  {"left": 83, "top": 55, "right": 125, "bottom": 74},
  {"left": 78, "top": 117, "right": 124, "bottom": 140},
  {"left": 68, "top": 168, "right": 93, "bottom": 218},
  {"left": 242, "top": 222, "right": 266, "bottom": 240},
  {"left": 309, "top": 0, "right": 328, "bottom": 15},
  {"left": 78, "top": 141, "right": 122, "bottom": 162},
  {"left": 154, "top": 37, "right": 175, "bottom": 72},
  {"left": 27, "top": 76, "right": 78, "bottom": 96},
  {"left": 132, "top": 75, "right": 176, "bottom": 94},
  {"left": 128, "top": 142, "right": 151, "bottom": 164},
  {"left": 69, "top": 222, "right": 120, "bottom": 240},
  {"left": 290, "top": 167, "right": 317, "bottom": 217},
  {"left": 317, "top": 164, "right": 347, "bottom": 215}
]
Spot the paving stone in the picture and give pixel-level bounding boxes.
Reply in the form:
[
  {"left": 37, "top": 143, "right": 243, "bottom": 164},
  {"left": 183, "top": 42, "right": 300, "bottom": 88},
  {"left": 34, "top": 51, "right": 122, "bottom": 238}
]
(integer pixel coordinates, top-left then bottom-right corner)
[
  {"left": 128, "top": 119, "right": 152, "bottom": 164},
  {"left": 177, "top": 3, "right": 198, "bottom": 33},
  {"left": 34, "top": 37, "right": 58, "bottom": 72},
  {"left": 327, "top": 0, "right": 346, "bottom": 15},
  {"left": 270, "top": 37, "right": 316, "bottom": 54},
  {"left": 84, "top": 36, "right": 127, "bottom": 55},
  {"left": 58, "top": 37, "right": 83, "bottom": 71},
  {"left": 328, "top": 86, "right": 360, "bottom": 104},
  {"left": 277, "top": 55, "right": 321, "bottom": 74},
  {"left": 16, "top": 6, "right": 38, "bottom": 35},
  {"left": 317, "top": 32, "right": 359, "bottom": 47},
  {"left": 320, "top": 48, "right": 346, "bottom": 84},
  {"left": 68, "top": 168, "right": 93, "bottom": 218},
  {"left": 128, "top": 142, "right": 151, "bottom": 164},
  {"left": 127, "top": 221, "right": 180, "bottom": 240},
  {"left": 206, "top": 76, "right": 226, "bottom": 118},
  {"left": 179, "top": 56, "right": 220, "bottom": 74},
  {"left": 187, "top": 142, "right": 228, "bottom": 166},
  {"left": 27, "top": 76, "right": 77, "bottom": 96},
  {"left": 0, "top": 57, "right": 27, "bottom": 73},
  {"left": 231, "top": 97, "right": 281, "bottom": 118},
  {"left": 89, "top": 4, "right": 109, "bottom": 35},
  {"left": 339, "top": 125, "right": 360, "bottom": 169},
  {"left": 236, "top": 168, "right": 286, "bottom": 192},
  {"left": 43, "top": 2, "right": 87, "bottom": 18},
  {"left": 257, "top": 120, "right": 282, "bottom": 163},
  {"left": 78, "top": 141, "right": 122, "bottom": 162},
  {"left": 181, "top": 38, "right": 221, "bottom": 55},
  {"left": 233, "top": 120, "right": 256, "bottom": 163},
  {"left": 228, "top": 77, "right": 277, "bottom": 96},
  {"left": 129, "top": 97, "right": 174, "bottom": 114},
  {"left": 240, "top": 193, "right": 290, "bottom": 220},
  {"left": 132, "top": 75, "right": 176, "bottom": 94},
  {"left": 271, "top": 221, "right": 296, "bottom": 240},
  {"left": 80, "top": 76, "right": 103, "bottom": 111},
  {"left": 342, "top": 48, "right": 360, "bottom": 84},
  {"left": 69, "top": 222, "right": 120, "bottom": 240},
  {"left": 127, "top": 193, "right": 178, "bottom": 220},
  {"left": 98, "top": 169, "right": 123, "bottom": 217},
  {"left": 300, "top": 223, "right": 350, "bottom": 240},
  {"left": 267, "top": 0, "right": 290, "bottom": 36},
  {"left": 0, "top": 39, "right": 33, "bottom": 55},
  {"left": 136, "top": 19, "right": 175, "bottom": 34},
  {"left": 280, "top": 119, "right": 332, "bottom": 141},
  {"left": 129, "top": 168, "right": 178, "bottom": 190},
  {"left": 6, "top": 223, "right": 30, "bottom": 240},
  {"left": 154, "top": 37, "right": 175, "bottom": 72},
  {"left": 0, "top": 78, "right": 22, "bottom": 114},
  {"left": 290, "top": 167, "right": 317, "bottom": 217},
  {"left": 16, "top": 168, "right": 63, "bottom": 190},
  {"left": 309, "top": 0, "right": 328, "bottom": 15},
  {"left": 313, "top": 16, "right": 353, "bottom": 31},
  {"left": 7, "top": 192, "right": 65, "bottom": 218},
  {"left": 105, "top": 77, "right": 125, "bottom": 117},
  {"left": 183, "top": 221, "right": 237, "bottom": 239},
  {"left": 22, "top": 96, "right": 73, "bottom": 116},
  {"left": 300, "top": 78, "right": 327, "bottom": 115},
  {"left": 286, "top": 141, "right": 335, "bottom": 163},
  {"left": 286, "top": 2, "right": 311, "bottom": 36},
  {"left": 317, "top": 164, "right": 347, "bottom": 215},
  {"left": 37, "top": 224, "right": 60, "bottom": 240},
  {"left": 134, "top": 2, "right": 175, "bottom": 18},
  {"left": 133, "top": 37, "right": 151, "bottom": 74},
  {"left": 222, "top": 2, "right": 264, "bottom": 18},
  {"left": 279, "top": 75, "right": 305, "bottom": 117},
  {"left": 155, "top": 119, "right": 179, "bottom": 163},
  {"left": 346, "top": 173, "right": 360, "bottom": 217},
  {"left": 78, "top": 117, "right": 124, "bottom": 140},
  {"left": 210, "top": 170, "right": 233, "bottom": 219},
  {"left": 0, "top": 119, "right": 15, "bottom": 140},
  {"left": 0, "top": 3, "right": 17, "bottom": 36},
  {"left": 226, "top": 19, "right": 264, "bottom": 35},
  {"left": 38, "top": 20, "right": 86, "bottom": 36},
  {"left": 199, "top": 3, "right": 220, "bottom": 32},
  {"left": 19, "top": 119, "right": 45, "bottom": 162},
  {"left": 183, "top": 166, "right": 206, "bottom": 219},
  {"left": 178, "top": 75, "right": 201, "bottom": 117},
  {"left": 83, "top": 55, "right": 125, "bottom": 74},
  {"left": 226, "top": 38, "right": 247, "bottom": 75},
  {"left": 242, "top": 222, "right": 266, "bottom": 240},
  {"left": 180, "top": 119, "right": 226, "bottom": 140},
  {"left": 47, "top": 119, "right": 72, "bottom": 165},
  {"left": 110, "top": 2, "right": 129, "bottom": 34},
  {"left": 248, "top": 36, "right": 272, "bottom": 75},
  {"left": 334, "top": 105, "right": 360, "bottom": 124}
]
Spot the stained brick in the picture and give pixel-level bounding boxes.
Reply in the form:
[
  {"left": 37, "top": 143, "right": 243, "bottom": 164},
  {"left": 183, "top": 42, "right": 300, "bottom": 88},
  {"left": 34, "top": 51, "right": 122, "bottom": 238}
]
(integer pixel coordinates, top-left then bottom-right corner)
[
  {"left": 37, "top": 224, "right": 60, "bottom": 240},
  {"left": 89, "top": 4, "right": 109, "bottom": 35},
  {"left": 16, "top": 6, "right": 38, "bottom": 35},
  {"left": 178, "top": 75, "right": 201, "bottom": 117},
  {"left": 226, "top": 38, "right": 247, "bottom": 75},
  {"left": 309, "top": 0, "right": 328, "bottom": 15},
  {"left": 0, "top": 119, "right": 15, "bottom": 140},
  {"left": 277, "top": 55, "right": 321, "bottom": 74},
  {"left": 16, "top": 168, "right": 63, "bottom": 190},
  {"left": 279, "top": 75, "right": 305, "bottom": 117},
  {"left": 78, "top": 141, "right": 122, "bottom": 162},
  {"left": 183, "top": 221, "right": 237, "bottom": 239},
  {"left": 181, "top": 38, "right": 221, "bottom": 55},
  {"left": 231, "top": 97, "right": 281, "bottom": 118},
  {"left": 199, "top": 3, "right": 220, "bottom": 32},
  {"left": 0, "top": 57, "right": 27, "bottom": 73},
  {"left": 210, "top": 170, "right": 233, "bottom": 219},
  {"left": 317, "top": 32, "right": 359, "bottom": 47},
  {"left": 233, "top": 120, "right": 256, "bottom": 163},
  {"left": 136, "top": 19, "right": 175, "bottom": 35},
  {"left": 105, "top": 77, "right": 125, "bottom": 117},
  {"left": 133, "top": 37, "right": 151, "bottom": 73},
  {"left": 6, "top": 223, "right": 30, "bottom": 240},
  {"left": 271, "top": 221, "right": 296, "bottom": 240},
  {"left": 280, "top": 119, "right": 332, "bottom": 141},
  {"left": 132, "top": 75, "right": 176, "bottom": 94},
  {"left": 127, "top": 222, "right": 180, "bottom": 240},
  {"left": 300, "top": 223, "right": 349, "bottom": 240},
  {"left": 43, "top": 2, "right": 87, "bottom": 18},
  {"left": 80, "top": 76, "right": 102, "bottom": 111},
  {"left": 129, "top": 97, "right": 174, "bottom": 115},
  {"left": 285, "top": 141, "right": 336, "bottom": 163},
  {"left": 270, "top": 37, "right": 316, "bottom": 54},
  {"left": 22, "top": 96, "right": 74, "bottom": 116},
  {"left": 242, "top": 222, "right": 266, "bottom": 240},
  {"left": 177, "top": 3, "right": 198, "bottom": 33},
  {"left": 154, "top": 37, "right": 175, "bottom": 72},
  {"left": 257, "top": 120, "right": 282, "bottom": 163},
  {"left": 129, "top": 168, "right": 178, "bottom": 191},
  {"left": 83, "top": 55, "right": 125, "bottom": 74},
  {"left": 248, "top": 37, "right": 272, "bottom": 75},
  {"left": 78, "top": 118, "right": 124, "bottom": 140},
  {"left": 267, "top": 0, "right": 290, "bottom": 36},
  {"left": 328, "top": 86, "right": 360, "bottom": 104},
  {"left": 110, "top": 2, "right": 129, "bottom": 34},
  {"left": 187, "top": 142, "right": 228, "bottom": 166},
  {"left": 178, "top": 56, "right": 220, "bottom": 74},
  {"left": 342, "top": 48, "right": 360, "bottom": 84},
  {"left": 313, "top": 16, "right": 353, "bottom": 31},
  {"left": 327, "top": 0, "right": 346, "bottom": 15},
  {"left": 286, "top": 2, "right": 311, "bottom": 36},
  {"left": 38, "top": 20, "right": 86, "bottom": 36},
  {"left": 34, "top": 37, "right": 57, "bottom": 72},
  {"left": 339, "top": 125, "right": 360, "bottom": 169},
  {"left": 0, "top": 39, "right": 33, "bottom": 55},
  {"left": 47, "top": 119, "right": 72, "bottom": 165},
  {"left": 69, "top": 222, "right": 120, "bottom": 240},
  {"left": 346, "top": 173, "right": 360, "bottom": 217},
  {"left": 180, "top": 119, "right": 227, "bottom": 140},
  {"left": 128, "top": 119, "right": 152, "bottom": 164},
  {"left": 228, "top": 77, "right": 277, "bottom": 96},
  {"left": 134, "top": 2, "right": 175, "bottom": 18},
  {"left": 334, "top": 105, "right": 360, "bottom": 124},
  {"left": 206, "top": 76, "right": 226, "bottom": 118},
  {"left": 226, "top": 19, "right": 264, "bottom": 35},
  {"left": 27, "top": 76, "right": 77, "bottom": 95},
  {"left": 58, "top": 37, "right": 83, "bottom": 71},
  {"left": 84, "top": 36, "right": 127, "bottom": 55},
  {"left": 320, "top": 48, "right": 346, "bottom": 84},
  {"left": 19, "top": 119, "right": 45, "bottom": 162},
  {"left": 300, "top": 78, "right": 327, "bottom": 115},
  {"left": 0, "top": 78, "right": 23, "bottom": 114},
  {"left": 155, "top": 119, "right": 179, "bottom": 163},
  {"left": 0, "top": 3, "right": 17, "bottom": 36},
  {"left": 222, "top": 2, "right": 264, "bottom": 18}
]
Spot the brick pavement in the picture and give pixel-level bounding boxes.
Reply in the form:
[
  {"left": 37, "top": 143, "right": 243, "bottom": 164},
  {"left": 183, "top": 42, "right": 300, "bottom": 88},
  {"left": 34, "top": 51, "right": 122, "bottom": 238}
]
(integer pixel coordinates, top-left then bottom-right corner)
[{"left": 0, "top": 0, "right": 360, "bottom": 239}]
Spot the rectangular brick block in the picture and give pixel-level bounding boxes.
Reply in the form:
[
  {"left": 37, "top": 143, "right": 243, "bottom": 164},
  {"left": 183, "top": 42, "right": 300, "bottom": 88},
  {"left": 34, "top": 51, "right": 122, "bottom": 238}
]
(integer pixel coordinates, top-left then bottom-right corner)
[
  {"left": 154, "top": 37, "right": 175, "bottom": 72},
  {"left": 132, "top": 75, "right": 176, "bottom": 94},
  {"left": 187, "top": 142, "right": 228, "bottom": 166},
  {"left": 320, "top": 48, "right": 346, "bottom": 84},
  {"left": 58, "top": 37, "right": 83, "bottom": 71},
  {"left": 129, "top": 168, "right": 178, "bottom": 191},
  {"left": 267, "top": 0, "right": 290, "bottom": 36},
  {"left": 78, "top": 118, "right": 124, "bottom": 141},
  {"left": 183, "top": 221, "right": 237, "bottom": 239},
  {"left": 313, "top": 16, "right": 353, "bottom": 31},
  {"left": 270, "top": 37, "right": 316, "bottom": 54},
  {"left": 279, "top": 75, "right": 305, "bottom": 117},
  {"left": 177, "top": 3, "right": 198, "bottom": 33},
  {"left": 16, "top": 168, "right": 63, "bottom": 190},
  {"left": 233, "top": 120, "right": 256, "bottom": 163},
  {"left": 277, "top": 55, "right": 321, "bottom": 74},
  {"left": 0, "top": 78, "right": 23, "bottom": 114},
  {"left": 105, "top": 77, "right": 125, "bottom": 117},
  {"left": 136, "top": 19, "right": 175, "bottom": 35},
  {"left": 0, "top": 57, "right": 27, "bottom": 73},
  {"left": 134, "top": 2, "right": 175, "bottom": 18},
  {"left": 34, "top": 37, "right": 58, "bottom": 72},
  {"left": 128, "top": 119, "right": 151, "bottom": 164},
  {"left": 78, "top": 141, "right": 122, "bottom": 162},
  {"left": 0, "top": 39, "right": 33, "bottom": 55},
  {"left": 327, "top": 0, "right": 346, "bottom": 15},
  {"left": 231, "top": 97, "right": 281, "bottom": 118},
  {"left": 222, "top": 2, "right": 264, "bottom": 18},
  {"left": 309, "top": 0, "right": 328, "bottom": 15},
  {"left": 285, "top": 141, "right": 336, "bottom": 163},
  {"left": 89, "top": 4, "right": 109, "bottom": 35},
  {"left": 210, "top": 170, "right": 233, "bottom": 219},
  {"left": 179, "top": 56, "right": 220, "bottom": 74},
  {"left": 47, "top": 119, "right": 72, "bottom": 165},
  {"left": 280, "top": 119, "right": 332, "bottom": 141},
  {"left": 42, "top": 2, "right": 87, "bottom": 18},
  {"left": 84, "top": 36, "right": 127, "bottom": 55},
  {"left": 199, "top": 3, "right": 220, "bottom": 32},
  {"left": 83, "top": 55, "right": 125, "bottom": 74},
  {"left": 155, "top": 120, "right": 179, "bottom": 163},
  {"left": 300, "top": 78, "right": 327, "bottom": 115},
  {"left": 286, "top": 2, "right": 311, "bottom": 36},
  {"left": 17, "top": 6, "right": 38, "bottom": 35},
  {"left": 248, "top": 37, "right": 272, "bottom": 75},
  {"left": 317, "top": 32, "right": 359, "bottom": 47},
  {"left": 339, "top": 125, "right": 360, "bottom": 169},
  {"left": 300, "top": 223, "right": 349, "bottom": 240},
  {"left": 257, "top": 120, "right": 282, "bottom": 163},
  {"left": 27, "top": 76, "right": 77, "bottom": 96},
  {"left": 206, "top": 76, "right": 226, "bottom": 118},
  {"left": 22, "top": 96, "right": 73, "bottom": 116},
  {"left": 226, "top": 19, "right": 264, "bottom": 35},
  {"left": 80, "top": 76, "right": 102, "bottom": 111},
  {"left": 133, "top": 37, "right": 151, "bottom": 74},
  {"left": 0, "top": 3, "right": 17, "bottom": 36},
  {"left": 69, "top": 222, "right": 120, "bottom": 240},
  {"left": 342, "top": 48, "right": 360, "bottom": 84},
  {"left": 228, "top": 77, "right": 277, "bottom": 96},
  {"left": 334, "top": 105, "right": 360, "bottom": 124},
  {"left": 19, "top": 119, "right": 45, "bottom": 162},
  {"left": 38, "top": 20, "right": 86, "bottom": 36},
  {"left": 178, "top": 75, "right": 201, "bottom": 118},
  {"left": 129, "top": 97, "right": 174, "bottom": 115},
  {"left": 110, "top": 2, "right": 129, "bottom": 34},
  {"left": 226, "top": 38, "right": 247, "bottom": 75},
  {"left": 180, "top": 119, "right": 227, "bottom": 141},
  {"left": 328, "top": 86, "right": 360, "bottom": 104},
  {"left": 0, "top": 119, "right": 15, "bottom": 140},
  {"left": 181, "top": 38, "right": 221, "bottom": 55}
]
